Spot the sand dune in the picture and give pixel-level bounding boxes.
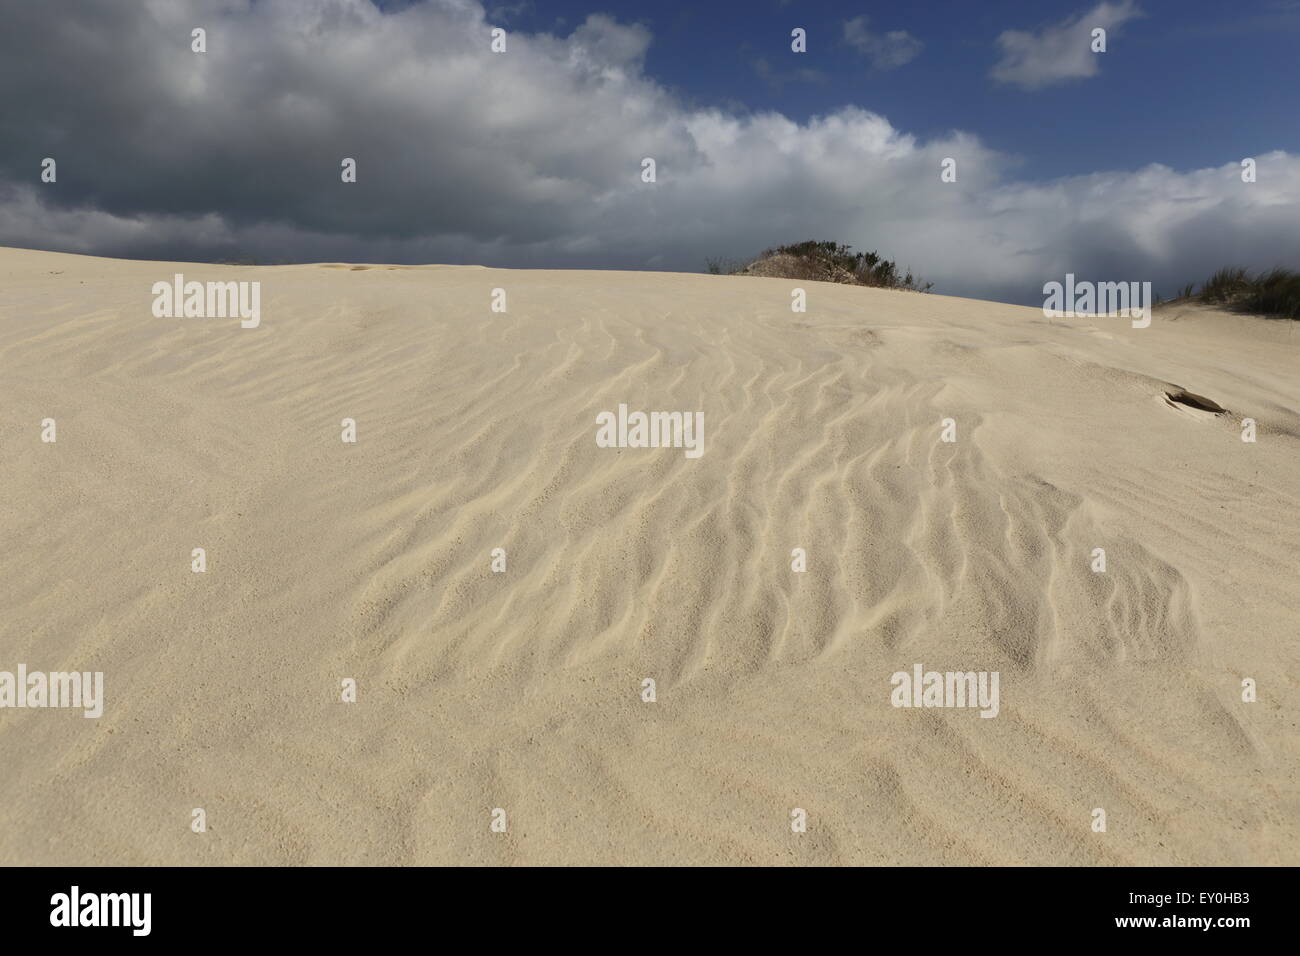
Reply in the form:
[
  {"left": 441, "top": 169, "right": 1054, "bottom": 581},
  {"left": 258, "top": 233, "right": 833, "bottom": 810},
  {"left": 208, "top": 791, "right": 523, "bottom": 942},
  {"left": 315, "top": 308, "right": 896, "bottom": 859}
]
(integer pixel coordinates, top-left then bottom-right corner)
[{"left": 0, "top": 246, "right": 1296, "bottom": 865}]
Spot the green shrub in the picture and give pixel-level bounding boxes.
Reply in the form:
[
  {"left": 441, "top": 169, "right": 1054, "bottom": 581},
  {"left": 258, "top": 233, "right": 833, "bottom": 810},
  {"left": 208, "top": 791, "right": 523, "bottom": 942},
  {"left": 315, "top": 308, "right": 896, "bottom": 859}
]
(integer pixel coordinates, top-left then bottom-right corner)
[{"left": 716, "top": 240, "right": 931, "bottom": 292}]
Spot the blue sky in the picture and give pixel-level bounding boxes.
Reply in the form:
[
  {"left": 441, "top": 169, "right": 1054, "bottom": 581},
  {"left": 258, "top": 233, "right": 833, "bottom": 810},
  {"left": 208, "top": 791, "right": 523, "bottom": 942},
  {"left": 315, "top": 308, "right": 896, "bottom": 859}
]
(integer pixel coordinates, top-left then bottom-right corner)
[
  {"left": 483, "top": 0, "right": 1300, "bottom": 181},
  {"left": 3, "top": 0, "right": 1298, "bottom": 304}
]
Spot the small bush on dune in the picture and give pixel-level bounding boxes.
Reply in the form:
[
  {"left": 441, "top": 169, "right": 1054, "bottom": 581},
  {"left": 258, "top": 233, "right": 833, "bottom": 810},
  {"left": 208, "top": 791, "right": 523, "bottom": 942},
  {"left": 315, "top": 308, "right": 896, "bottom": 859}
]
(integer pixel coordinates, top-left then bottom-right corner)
[{"left": 709, "top": 240, "right": 932, "bottom": 292}]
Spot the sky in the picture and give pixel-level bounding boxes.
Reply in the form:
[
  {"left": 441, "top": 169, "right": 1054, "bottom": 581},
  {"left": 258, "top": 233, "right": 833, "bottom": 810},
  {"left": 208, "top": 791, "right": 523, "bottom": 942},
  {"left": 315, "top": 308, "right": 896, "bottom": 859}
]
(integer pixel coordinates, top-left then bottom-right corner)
[{"left": 2, "top": 0, "right": 1298, "bottom": 304}]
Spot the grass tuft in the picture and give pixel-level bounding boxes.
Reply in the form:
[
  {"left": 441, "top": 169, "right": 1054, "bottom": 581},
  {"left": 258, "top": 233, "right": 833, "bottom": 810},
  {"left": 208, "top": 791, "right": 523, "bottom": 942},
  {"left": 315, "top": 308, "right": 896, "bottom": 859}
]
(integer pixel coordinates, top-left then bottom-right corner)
[{"left": 1172, "top": 267, "right": 1300, "bottom": 319}]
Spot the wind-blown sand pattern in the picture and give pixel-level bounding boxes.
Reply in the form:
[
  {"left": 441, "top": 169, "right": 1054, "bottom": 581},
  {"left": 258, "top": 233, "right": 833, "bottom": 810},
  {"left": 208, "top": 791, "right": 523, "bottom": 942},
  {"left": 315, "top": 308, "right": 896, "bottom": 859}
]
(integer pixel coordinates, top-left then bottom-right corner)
[{"left": 1, "top": 247, "right": 1296, "bottom": 865}]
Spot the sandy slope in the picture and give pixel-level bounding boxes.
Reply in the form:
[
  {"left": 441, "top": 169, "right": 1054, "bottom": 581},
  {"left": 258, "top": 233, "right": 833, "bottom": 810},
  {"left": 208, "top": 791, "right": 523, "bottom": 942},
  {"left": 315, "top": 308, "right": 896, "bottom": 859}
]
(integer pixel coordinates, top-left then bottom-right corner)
[{"left": 0, "top": 246, "right": 1296, "bottom": 866}]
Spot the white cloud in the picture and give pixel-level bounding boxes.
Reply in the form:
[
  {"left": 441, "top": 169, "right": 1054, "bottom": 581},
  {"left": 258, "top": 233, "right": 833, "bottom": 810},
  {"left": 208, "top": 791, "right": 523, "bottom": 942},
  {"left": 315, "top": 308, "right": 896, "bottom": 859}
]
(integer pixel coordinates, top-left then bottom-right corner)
[
  {"left": 843, "top": 16, "right": 924, "bottom": 70},
  {"left": 0, "top": 0, "right": 1295, "bottom": 306},
  {"left": 992, "top": 0, "right": 1142, "bottom": 90}
]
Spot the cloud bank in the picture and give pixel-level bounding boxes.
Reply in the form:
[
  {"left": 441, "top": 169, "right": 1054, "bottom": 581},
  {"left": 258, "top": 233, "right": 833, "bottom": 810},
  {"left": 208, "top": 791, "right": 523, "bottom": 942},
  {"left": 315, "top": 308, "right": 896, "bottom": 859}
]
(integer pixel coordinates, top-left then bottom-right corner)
[{"left": 0, "top": 0, "right": 1296, "bottom": 305}]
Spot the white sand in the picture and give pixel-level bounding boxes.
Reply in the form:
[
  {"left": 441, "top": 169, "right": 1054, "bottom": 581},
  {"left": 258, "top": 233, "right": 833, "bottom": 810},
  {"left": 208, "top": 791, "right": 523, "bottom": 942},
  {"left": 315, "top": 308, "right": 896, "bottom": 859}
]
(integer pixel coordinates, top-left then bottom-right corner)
[{"left": 0, "top": 246, "right": 1296, "bottom": 865}]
